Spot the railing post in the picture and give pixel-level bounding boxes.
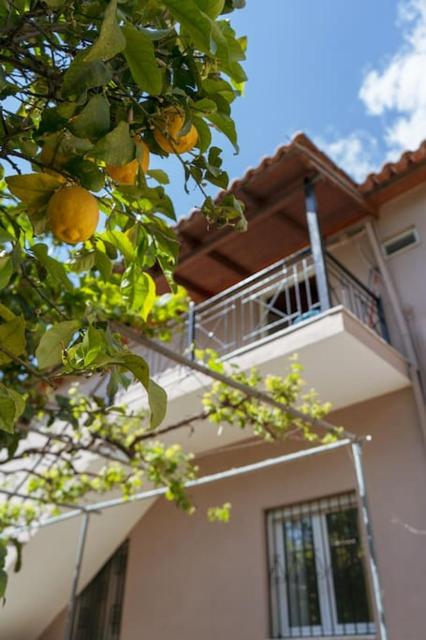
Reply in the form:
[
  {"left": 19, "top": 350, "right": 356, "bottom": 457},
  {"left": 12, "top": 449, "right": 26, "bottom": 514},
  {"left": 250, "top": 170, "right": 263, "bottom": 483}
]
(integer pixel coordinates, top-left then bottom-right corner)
[
  {"left": 304, "top": 177, "right": 331, "bottom": 311},
  {"left": 187, "top": 301, "right": 196, "bottom": 360}
]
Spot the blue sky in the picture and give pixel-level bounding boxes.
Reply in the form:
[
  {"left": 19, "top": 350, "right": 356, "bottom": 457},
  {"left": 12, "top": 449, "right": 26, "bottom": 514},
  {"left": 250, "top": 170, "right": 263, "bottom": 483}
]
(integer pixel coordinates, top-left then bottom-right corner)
[
  {"left": 165, "top": 0, "right": 426, "bottom": 218},
  {"left": 5, "top": 1, "right": 426, "bottom": 221}
]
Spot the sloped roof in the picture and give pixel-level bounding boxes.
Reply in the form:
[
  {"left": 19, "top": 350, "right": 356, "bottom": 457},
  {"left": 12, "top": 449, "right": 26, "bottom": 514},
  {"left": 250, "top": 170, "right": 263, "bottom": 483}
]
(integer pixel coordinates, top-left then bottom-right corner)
[
  {"left": 360, "top": 139, "right": 426, "bottom": 205},
  {"left": 157, "top": 133, "right": 373, "bottom": 300}
]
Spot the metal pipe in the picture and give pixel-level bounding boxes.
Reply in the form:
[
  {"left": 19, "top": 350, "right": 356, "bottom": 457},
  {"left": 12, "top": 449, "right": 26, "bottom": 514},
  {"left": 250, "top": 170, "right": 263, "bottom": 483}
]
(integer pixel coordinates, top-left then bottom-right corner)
[
  {"left": 0, "top": 488, "right": 87, "bottom": 514},
  {"left": 6, "top": 439, "right": 354, "bottom": 535},
  {"left": 351, "top": 441, "right": 388, "bottom": 640},
  {"left": 304, "top": 178, "right": 331, "bottom": 311},
  {"left": 364, "top": 220, "right": 418, "bottom": 368},
  {"left": 114, "top": 323, "right": 355, "bottom": 440},
  {"left": 187, "top": 301, "right": 196, "bottom": 360},
  {"left": 63, "top": 512, "right": 90, "bottom": 640},
  {"left": 364, "top": 219, "right": 426, "bottom": 449}
]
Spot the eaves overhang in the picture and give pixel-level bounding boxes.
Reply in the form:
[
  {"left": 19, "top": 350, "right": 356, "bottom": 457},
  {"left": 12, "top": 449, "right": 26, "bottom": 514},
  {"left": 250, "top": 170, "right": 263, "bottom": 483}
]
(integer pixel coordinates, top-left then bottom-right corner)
[{"left": 157, "top": 133, "right": 374, "bottom": 301}]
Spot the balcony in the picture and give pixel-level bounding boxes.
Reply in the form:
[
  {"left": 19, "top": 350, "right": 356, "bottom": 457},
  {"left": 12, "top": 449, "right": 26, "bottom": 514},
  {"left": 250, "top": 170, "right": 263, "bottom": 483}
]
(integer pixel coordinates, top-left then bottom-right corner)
[
  {"left": 136, "top": 247, "right": 409, "bottom": 418},
  {"left": 189, "top": 248, "right": 389, "bottom": 358}
]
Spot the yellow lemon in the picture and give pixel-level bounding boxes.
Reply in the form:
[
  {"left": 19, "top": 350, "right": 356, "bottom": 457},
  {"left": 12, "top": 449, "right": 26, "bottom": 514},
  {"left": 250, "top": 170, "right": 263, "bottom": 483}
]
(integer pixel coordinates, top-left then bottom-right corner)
[
  {"left": 153, "top": 109, "right": 198, "bottom": 154},
  {"left": 48, "top": 186, "right": 99, "bottom": 244},
  {"left": 106, "top": 140, "right": 150, "bottom": 185}
]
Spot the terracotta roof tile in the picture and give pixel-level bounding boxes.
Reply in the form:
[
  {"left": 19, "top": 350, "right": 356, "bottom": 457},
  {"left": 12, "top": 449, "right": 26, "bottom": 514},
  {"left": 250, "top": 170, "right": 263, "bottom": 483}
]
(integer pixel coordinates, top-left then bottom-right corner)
[
  {"left": 176, "top": 132, "right": 361, "bottom": 232},
  {"left": 360, "top": 139, "right": 426, "bottom": 195}
]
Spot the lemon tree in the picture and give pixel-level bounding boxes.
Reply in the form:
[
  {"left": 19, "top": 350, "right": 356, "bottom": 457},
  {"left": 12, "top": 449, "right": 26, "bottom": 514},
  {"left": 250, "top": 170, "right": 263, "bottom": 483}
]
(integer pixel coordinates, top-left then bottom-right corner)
[
  {"left": 0, "top": 0, "right": 247, "bottom": 433},
  {"left": 0, "top": 0, "right": 250, "bottom": 591},
  {"left": 0, "top": 0, "right": 337, "bottom": 598}
]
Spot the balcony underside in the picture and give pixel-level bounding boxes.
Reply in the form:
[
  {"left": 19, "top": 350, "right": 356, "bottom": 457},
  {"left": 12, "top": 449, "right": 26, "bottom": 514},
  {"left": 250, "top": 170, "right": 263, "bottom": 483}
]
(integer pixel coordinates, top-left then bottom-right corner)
[{"left": 1, "top": 307, "right": 409, "bottom": 640}]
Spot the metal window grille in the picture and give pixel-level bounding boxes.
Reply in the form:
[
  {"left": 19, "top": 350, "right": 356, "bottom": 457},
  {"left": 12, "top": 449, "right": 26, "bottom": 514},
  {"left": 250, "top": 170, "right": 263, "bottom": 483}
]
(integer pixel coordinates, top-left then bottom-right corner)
[
  {"left": 266, "top": 493, "right": 375, "bottom": 638},
  {"left": 71, "top": 540, "right": 129, "bottom": 640}
]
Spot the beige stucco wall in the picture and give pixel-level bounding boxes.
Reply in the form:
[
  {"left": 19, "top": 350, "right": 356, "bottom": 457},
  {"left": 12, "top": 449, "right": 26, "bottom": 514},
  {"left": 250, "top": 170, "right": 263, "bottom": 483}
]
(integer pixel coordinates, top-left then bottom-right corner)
[
  {"left": 377, "top": 183, "right": 426, "bottom": 377},
  {"left": 39, "top": 385, "right": 426, "bottom": 640},
  {"left": 116, "top": 387, "right": 426, "bottom": 640}
]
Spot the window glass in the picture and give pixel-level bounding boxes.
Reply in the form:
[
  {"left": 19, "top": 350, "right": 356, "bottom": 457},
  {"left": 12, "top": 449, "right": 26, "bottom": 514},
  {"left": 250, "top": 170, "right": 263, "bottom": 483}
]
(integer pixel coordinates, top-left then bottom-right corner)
[{"left": 72, "top": 540, "right": 128, "bottom": 640}]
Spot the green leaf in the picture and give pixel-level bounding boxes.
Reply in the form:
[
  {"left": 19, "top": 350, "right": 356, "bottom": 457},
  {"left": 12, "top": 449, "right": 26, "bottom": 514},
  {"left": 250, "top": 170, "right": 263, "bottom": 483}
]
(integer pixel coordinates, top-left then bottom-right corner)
[
  {"left": 0, "top": 303, "right": 16, "bottom": 322},
  {"left": 0, "top": 315, "right": 26, "bottom": 366},
  {"left": 121, "top": 266, "right": 156, "bottom": 319},
  {"left": 7, "top": 388, "right": 25, "bottom": 423},
  {"left": 62, "top": 55, "right": 112, "bottom": 100},
  {"left": 207, "top": 112, "right": 239, "bottom": 151},
  {"left": 122, "top": 25, "right": 162, "bottom": 95},
  {"left": 192, "top": 115, "right": 211, "bottom": 152},
  {"left": 0, "top": 256, "right": 12, "bottom": 290},
  {"left": 114, "top": 352, "right": 149, "bottom": 387},
  {"left": 146, "top": 169, "right": 169, "bottom": 184},
  {"left": 102, "top": 230, "right": 135, "bottom": 263},
  {"left": 95, "top": 249, "right": 113, "bottom": 280},
  {"left": 193, "top": 98, "right": 217, "bottom": 114},
  {"left": 32, "top": 244, "right": 73, "bottom": 292},
  {"left": 147, "top": 378, "right": 167, "bottom": 428},
  {"left": 0, "top": 567, "right": 7, "bottom": 599},
  {"left": 69, "top": 251, "right": 96, "bottom": 273},
  {"left": 112, "top": 352, "right": 166, "bottom": 428},
  {"left": 162, "top": 0, "right": 213, "bottom": 53},
  {"left": 84, "top": 0, "right": 126, "bottom": 62},
  {"left": 81, "top": 326, "right": 108, "bottom": 366},
  {"left": 0, "top": 384, "right": 23, "bottom": 433},
  {"left": 68, "top": 95, "right": 110, "bottom": 140},
  {"left": 6, "top": 173, "right": 63, "bottom": 208},
  {"left": 66, "top": 158, "right": 105, "bottom": 192},
  {"left": 36, "top": 320, "right": 80, "bottom": 369},
  {"left": 91, "top": 121, "right": 135, "bottom": 165}
]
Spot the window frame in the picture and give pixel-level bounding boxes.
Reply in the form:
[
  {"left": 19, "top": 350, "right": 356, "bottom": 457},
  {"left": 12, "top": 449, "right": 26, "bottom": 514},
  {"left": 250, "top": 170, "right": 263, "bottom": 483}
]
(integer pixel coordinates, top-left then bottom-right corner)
[{"left": 266, "top": 494, "right": 376, "bottom": 638}]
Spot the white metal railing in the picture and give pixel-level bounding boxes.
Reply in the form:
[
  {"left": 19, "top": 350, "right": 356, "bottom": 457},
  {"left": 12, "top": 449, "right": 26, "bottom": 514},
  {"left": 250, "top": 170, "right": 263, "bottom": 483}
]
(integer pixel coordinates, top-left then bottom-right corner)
[{"left": 141, "top": 248, "right": 389, "bottom": 378}]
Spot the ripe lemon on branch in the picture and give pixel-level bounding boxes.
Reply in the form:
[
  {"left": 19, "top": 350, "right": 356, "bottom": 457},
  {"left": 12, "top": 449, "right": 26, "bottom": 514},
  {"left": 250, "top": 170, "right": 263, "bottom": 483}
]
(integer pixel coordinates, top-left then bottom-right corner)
[
  {"left": 47, "top": 185, "right": 99, "bottom": 244},
  {"left": 106, "top": 140, "right": 150, "bottom": 185},
  {"left": 153, "top": 108, "right": 198, "bottom": 154}
]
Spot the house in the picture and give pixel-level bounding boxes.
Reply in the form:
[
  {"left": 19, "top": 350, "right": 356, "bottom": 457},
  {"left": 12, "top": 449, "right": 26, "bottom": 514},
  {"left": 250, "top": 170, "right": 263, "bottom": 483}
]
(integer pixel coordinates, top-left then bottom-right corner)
[{"left": 3, "top": 133, "right": 426, "bottom": 640}]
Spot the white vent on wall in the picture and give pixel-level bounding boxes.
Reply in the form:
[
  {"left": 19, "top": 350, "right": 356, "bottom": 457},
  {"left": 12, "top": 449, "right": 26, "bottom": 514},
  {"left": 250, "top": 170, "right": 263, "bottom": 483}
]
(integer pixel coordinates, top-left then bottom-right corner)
[{"left": 382, "top": 227, "right": 420, "bottom": 258}]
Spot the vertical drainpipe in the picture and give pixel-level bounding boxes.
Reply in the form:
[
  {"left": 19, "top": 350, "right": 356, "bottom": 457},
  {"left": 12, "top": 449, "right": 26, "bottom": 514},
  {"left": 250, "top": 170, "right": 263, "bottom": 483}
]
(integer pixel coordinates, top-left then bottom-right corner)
[
  {"left": 303, "top": 177, "right": 331, "bottom": 311},
  {"left": 63, "top": 513, "right": 90, "bottom": 640},
  {"left": 364, "top": 220, "right": 426, "bottom": 450}
]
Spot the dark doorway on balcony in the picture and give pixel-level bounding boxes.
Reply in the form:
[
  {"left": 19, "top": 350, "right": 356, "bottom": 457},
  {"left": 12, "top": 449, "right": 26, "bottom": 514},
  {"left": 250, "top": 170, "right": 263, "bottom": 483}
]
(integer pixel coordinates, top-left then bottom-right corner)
[{"left": 265, "top": 275, "right": 320, "bottom": 336}]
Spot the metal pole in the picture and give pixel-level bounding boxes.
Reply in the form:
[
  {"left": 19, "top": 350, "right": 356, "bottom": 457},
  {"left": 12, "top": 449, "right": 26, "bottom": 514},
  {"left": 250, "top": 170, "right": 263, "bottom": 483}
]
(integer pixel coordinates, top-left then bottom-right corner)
[
  {"left": 364, "top": 219, "right": 426, "bottom": 449},
  {"left": 303, "top": 177, "right": 331, "bottom": 311},
  {"left": 6, "top": 439, "right": 354, "bottom": 536},
  {"left": 63, "top": 512, "right": 90, "bottom": 640},
  {"left": 364, "top": 220, "right": 418, "bottom": 368},
  {"left": 351, "top": 441, "right": 388, "bottom": 640},
  {"left": 187, "top": 301, "right": 196, "bottom": 360}
]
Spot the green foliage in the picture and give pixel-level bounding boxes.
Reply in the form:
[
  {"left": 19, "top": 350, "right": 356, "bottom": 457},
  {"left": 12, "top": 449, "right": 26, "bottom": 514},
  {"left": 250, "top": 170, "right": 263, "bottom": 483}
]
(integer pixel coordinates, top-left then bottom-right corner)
[
  {"left": 35, "top": 320, "right": 80, "bottom": 369},
  {"left": 122, "top": 25, "right": 163, "bottom": 94},
  {"left": 0, "top": 0, "right": 335, "bottom": 601},
  {"left": 207, "top": 502, "right": 232, "bottom": 522},
  {"left": 201, "top": 353, "right": 337, "bottom": 443}
]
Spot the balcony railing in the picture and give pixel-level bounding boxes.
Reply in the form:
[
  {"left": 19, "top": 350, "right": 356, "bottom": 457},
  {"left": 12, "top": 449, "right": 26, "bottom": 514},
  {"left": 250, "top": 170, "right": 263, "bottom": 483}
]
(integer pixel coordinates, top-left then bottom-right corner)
[{"left": 142, "top": 248, "right": 389, "bottom": 378}]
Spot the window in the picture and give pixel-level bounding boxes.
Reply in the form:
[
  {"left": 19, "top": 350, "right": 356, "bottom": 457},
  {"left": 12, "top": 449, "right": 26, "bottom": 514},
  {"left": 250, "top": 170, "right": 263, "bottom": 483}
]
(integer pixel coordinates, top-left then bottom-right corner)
[
  {"left": 266, "top": 493, "right": 374, "bottom": 638},
  {"left": 71, "top": 540, "right": 128, "bottom": 640},
  {"left": 382, "top": 227, "right": 419, "bottom": 258}
]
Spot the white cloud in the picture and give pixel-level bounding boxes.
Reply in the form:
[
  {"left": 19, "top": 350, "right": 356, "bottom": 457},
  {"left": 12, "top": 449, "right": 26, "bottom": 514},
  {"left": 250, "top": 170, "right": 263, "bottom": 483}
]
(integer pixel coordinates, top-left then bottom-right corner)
[
  {"left": 360, "top": 0, "right": 426, "bottom": 153},
  {"left": 316, "top": 132, "right": 379, "bottom": 183},
  {"left": 318, "top": 0, "right": 426, "bottom": 183}
]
